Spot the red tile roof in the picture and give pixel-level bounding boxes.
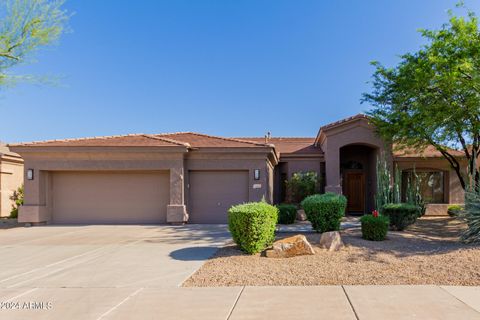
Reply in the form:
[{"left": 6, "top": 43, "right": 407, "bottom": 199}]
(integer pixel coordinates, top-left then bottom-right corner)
[
  {"left": 10, "top": 132, "right": 271, "bottom": 149},
  {"left": 236, "top": 137, "right": 322, "bottom": 155},
  {"left": 9, "top": 134, "right": 189, "bottom": 147},
  {"left": 320, "top": 113, "right": 369, "bottom": 131},
  {"left": 9, "top": 130, "right": 463, "bottom": 159},
  {"left": 156, "top": 132, "right": 270, "bottom": 148},
  {"left": 393, "top": 144, "right": 465, "bottom": 158},
  {"left": 0, "top": 144, "right": 21, "bottom": 158}
]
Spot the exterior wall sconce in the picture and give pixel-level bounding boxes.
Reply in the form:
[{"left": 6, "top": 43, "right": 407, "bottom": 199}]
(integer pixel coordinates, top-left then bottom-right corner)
[
  {"left": 27, "top": 169, "right": 34, "bottom": 180},
  {"left": 254, "top": 169, "right": 260, "bottom": 180}
]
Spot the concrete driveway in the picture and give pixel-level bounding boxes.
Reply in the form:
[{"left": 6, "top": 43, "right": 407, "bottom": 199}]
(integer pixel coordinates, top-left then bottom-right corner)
[
  {"left": 0, "top": 224, "right": 235, "bottom": 319},
  {"left": 0, "top": 225, "right": 230, "bottom": 289}
]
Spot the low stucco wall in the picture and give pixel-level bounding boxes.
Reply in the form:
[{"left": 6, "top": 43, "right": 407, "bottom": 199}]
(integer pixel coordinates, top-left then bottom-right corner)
[
  {"left": 424, "top": 204, "right": 451, "bottom": 216},
  {"left": 0, "top": 158, "right": 24, "bottom": 217}
]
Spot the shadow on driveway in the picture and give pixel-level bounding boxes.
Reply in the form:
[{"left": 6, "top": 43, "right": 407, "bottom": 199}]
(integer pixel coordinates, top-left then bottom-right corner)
[{"left": 169, "top": 246, "right": 220, "bottom": 261}]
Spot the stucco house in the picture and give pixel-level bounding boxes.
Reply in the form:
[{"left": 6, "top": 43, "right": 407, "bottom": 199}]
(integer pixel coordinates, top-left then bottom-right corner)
[
  {"left": 0, "top": 145, "right": 24, "bottom": 217},
  {"left": 9, "top": 114, "right": 465, "bottom": 224}
]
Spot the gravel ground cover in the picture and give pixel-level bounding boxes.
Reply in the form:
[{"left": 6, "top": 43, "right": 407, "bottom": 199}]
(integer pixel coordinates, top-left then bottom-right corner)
[{"left": 183, "top": 217, "right": 480, "bottom": 286}]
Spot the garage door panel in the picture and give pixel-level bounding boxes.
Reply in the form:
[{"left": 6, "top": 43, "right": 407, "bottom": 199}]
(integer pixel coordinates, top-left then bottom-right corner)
[
  {"left": 189, "top": 171, "right": 249, "bottom": 223},
  {"left": 52, "top": 171, "right": 169, "bottom": 224}
]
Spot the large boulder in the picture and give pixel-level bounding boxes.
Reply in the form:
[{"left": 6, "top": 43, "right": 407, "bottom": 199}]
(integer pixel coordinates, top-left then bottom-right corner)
[
  {"left": 296, "top": 209, "right": 307, "bottom": 221},
  {"left": 265, "top": 235, "right": 315, "bottom": 258},
  {"left": 319, "top": 231, "right": 344, "bottom": 251}
]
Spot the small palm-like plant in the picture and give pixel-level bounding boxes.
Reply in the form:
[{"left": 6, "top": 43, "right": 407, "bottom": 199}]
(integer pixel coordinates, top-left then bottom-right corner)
[{"left": 460, "top": 186, "right": 480, "bottom": 244}]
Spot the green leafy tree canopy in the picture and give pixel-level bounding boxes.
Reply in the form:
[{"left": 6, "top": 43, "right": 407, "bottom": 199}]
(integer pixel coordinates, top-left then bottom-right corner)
[
  {"left": 363, "top": 6, "right": 480, "bottom": 190},
  {"left": 0, "top": 0, "right": 69, "bottom": 86}
]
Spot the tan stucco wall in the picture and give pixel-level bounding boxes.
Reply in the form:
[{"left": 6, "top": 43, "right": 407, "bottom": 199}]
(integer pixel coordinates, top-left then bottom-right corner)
[
  {"left": 320, "top": 118, "right": 385, "bottom": 195},
  {"left": 0, "top": 157, "right": 24, "bottom": 217},
  {"left": 267, "top": 160, "right": 274, "bottom": 203},
  {"left": 13, "top": 148, "right": 188, "bottom": 224},
  {"left": 11, "top": 146, "right": 276, "bottom": 224},
  {"left": 184, "top": 150, "right": 274, "bottom": 205},
  {"left": 284, "top": 158, "right": 322, "bottom": 178}
]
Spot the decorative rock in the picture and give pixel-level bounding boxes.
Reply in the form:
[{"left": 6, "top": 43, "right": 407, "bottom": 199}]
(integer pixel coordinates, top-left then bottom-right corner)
[
  {"left": 319, "top": 231, "right": 344, "bottom": 251},
  {"left": 296, "top": 209, "right": 307, "bottom": 221},
  {"left": 265, "top": 235, "right": 315, "bottom": 258}
]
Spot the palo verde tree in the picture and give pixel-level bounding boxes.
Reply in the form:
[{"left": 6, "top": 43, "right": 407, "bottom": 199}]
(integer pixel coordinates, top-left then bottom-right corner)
[
  {"left": 363, "top": 6, "right": 480, "bottom": 190},
  {"left": 0, "top": 0, "right": 69, "bottom": 87}
]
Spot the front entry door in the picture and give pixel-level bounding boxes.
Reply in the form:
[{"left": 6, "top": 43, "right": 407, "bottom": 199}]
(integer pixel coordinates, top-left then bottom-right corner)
[{"left": 343, "top": 171, "right": 365, "bottom": 213}]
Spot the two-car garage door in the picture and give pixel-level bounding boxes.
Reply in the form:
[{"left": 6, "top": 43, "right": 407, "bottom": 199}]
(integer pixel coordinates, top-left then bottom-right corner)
[{"left": 52, "top": 171, "right": 170, "bottom": 224}]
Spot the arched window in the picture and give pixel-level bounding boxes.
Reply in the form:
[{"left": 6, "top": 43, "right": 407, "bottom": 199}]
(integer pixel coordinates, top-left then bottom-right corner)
[{"left": 341, "top": 161, "right": 363, "bottom": 170}]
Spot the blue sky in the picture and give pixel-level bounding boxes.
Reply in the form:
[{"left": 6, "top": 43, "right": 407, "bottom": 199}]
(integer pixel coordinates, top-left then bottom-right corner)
[{"left": 1, "top": 0, "right": 479, "bottom": 143}]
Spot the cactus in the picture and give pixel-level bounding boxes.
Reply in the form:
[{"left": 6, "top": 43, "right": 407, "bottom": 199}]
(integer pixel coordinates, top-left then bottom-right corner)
[
  {"left": 404, "top": 166, "right": 426, "bottom": 215},
  {"left": 393, "top": 165, "right": 401, "bottom": 204},
  {"left": 375, "top": 151, "right": 402, "bottom": 213},
  {"left": 375, "top": 151, "right": 393, "bottom": 213}
]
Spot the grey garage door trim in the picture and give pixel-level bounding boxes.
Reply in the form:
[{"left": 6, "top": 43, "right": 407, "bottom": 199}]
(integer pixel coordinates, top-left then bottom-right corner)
[
  {"left": 52, "top": 171, "right": 170, "bottom": 224},
  {"left": 188, "top": 170, "right": 249, "bottom": 224}
]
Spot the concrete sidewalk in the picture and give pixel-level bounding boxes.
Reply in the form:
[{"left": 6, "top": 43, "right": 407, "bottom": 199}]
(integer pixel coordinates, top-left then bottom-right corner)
[{"left": 0, "top": 285, "right": 479, "bottom": 319}]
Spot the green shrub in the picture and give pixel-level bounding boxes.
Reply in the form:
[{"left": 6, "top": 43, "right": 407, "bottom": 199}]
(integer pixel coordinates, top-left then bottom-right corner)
[
  {"left": 285, "top": 171, "right": 319, "bottom": 204},
  {"left": 228, "top": 202, "right": 278, "bottom": 254},
  {"left": 447, "top": 204, "right": 464, "bottom": 217},
  {"left": 276, "top": 204, "right": 297, "bottom": 224},
  {"left": 382, "top": 203, "right": 420, "bottom": 231},
  {"left": 360, "top": 214, "right": 389, "bottom": 241},
  {"left": 9, "top": 185, "right": 24, "bottom": 219},
  {"left": 301, "top": 193, "right": 347, "bottom": 233}
]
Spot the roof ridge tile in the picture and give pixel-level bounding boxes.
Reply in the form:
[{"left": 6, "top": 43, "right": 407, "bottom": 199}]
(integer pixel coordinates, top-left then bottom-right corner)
[
  {"left": 157, "top": 132, "right": 271, "bottom": 147},
  {"left": 9, "top": 133, "right": 147, "bottom": 147},
  {"left": 142, "top": 134, "right": 191, "bottom": 147},
  {"left": 320, "top": 113, "right": 368, "bottom": 130}
]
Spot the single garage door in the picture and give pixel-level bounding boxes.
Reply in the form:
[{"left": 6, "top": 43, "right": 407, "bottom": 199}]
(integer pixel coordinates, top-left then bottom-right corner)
[
  {"left": 188, "top": 170, "right": 249, "bottom": 223},
  {"left": 52, "top": 171, "right": 170, "bottom": 224}
]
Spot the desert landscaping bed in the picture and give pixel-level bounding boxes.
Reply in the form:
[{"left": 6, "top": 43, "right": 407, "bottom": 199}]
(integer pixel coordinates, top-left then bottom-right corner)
[{"left": 183, "top": 217, "right": 480, "bottom": 286}]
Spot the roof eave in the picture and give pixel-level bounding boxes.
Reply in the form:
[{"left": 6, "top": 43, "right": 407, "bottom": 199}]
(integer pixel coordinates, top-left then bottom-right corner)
[{"left": 9, "top": 145, "right": 189, "bottom": 154}]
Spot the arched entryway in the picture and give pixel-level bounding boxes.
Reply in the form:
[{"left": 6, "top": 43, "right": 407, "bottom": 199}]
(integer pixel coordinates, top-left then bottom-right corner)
[{"left": 340, "top": 144, "right": 378, "bottom": 214}]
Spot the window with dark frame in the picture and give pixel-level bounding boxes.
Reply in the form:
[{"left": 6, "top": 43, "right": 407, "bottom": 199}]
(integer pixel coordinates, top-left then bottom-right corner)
[{"left": 401, "top": 170, "right": 445, "bottom": 204}]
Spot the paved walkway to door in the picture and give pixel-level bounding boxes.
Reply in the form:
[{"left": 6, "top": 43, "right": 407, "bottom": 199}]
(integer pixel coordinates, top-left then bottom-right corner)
[{"left": 0, "top": 225, "right": 478, "bottom": 319}]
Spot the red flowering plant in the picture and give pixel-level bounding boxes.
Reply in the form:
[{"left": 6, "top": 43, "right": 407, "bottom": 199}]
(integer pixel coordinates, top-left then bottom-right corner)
[{"left": 360, "top": 209, "right": 389, "bottom": 241}]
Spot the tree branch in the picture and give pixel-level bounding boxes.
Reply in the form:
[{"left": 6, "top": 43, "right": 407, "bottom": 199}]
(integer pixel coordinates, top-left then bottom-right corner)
[{"left": 0, "top": 52, "right": 20, "bottom": 60}]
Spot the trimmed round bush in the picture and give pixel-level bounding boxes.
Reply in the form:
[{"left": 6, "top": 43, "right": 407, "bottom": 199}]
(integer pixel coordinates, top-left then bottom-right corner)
[
  {"left": 276, "top": 204, "right": 297, "bottom": 224},
  {"left": 447, "top": 204, "right": 464, "bottom": 217},
  {"left": 301, "top": 193, "right": 347, "bottom": 233},
  {"left": 360, "top": 214, "right": 389, "bottom": 241},
  {"left": 228, "top": 202, "right": 278, "bottom": 254},
  {"left": 382, "top": 203, "right": 420, "bottom": 231}
]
